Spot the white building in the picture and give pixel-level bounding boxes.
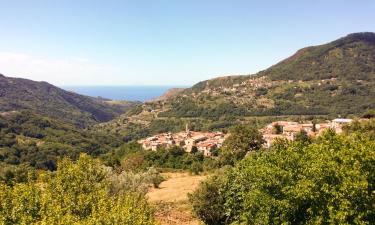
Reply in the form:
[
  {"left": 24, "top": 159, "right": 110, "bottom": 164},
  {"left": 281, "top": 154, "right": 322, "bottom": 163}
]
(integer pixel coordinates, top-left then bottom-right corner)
[{"left": 331, "top": 118, "right": 353, "bottom": 133}]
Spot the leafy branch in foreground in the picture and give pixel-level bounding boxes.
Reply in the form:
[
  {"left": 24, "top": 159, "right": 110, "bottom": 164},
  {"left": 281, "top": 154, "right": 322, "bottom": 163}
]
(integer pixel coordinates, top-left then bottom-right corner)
[{"left": 0, "top": 154, "right": 155, "bottom": 225}]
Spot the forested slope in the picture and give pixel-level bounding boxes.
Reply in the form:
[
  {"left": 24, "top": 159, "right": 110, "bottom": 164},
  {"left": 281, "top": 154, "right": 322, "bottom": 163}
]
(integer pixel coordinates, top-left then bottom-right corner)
[{"left": 0, "top": 74, "right": 139, "bottom": 127}]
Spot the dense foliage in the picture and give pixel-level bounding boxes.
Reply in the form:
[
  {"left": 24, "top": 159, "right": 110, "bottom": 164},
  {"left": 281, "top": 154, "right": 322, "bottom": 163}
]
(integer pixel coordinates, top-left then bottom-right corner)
[
  {"left": 190, "top": 128, "right": 375, "bottom": 224},
  {"left": 344, "top": 118, "right": 375, "bottom": 140},
  {"left": 0, "top": 111, "right": 122, "bottom": 172},
  {"left": 0, "top": 154, "right": 155, "bottom": 224},
  {"left": 106, "top": 142, "right": 218, "bottom": 174},
  {"left": 219, "top": 124, "right": 264, "bottom": 165}
]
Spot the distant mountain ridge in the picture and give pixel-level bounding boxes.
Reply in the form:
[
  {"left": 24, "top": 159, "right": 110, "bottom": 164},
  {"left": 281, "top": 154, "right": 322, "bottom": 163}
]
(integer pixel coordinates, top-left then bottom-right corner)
[
  {"left": 259, "top": 32, "right": 375, "bottom": 81},
  {"left": 0, "top": 74, "right": 139, "bottom": 127},
  {"left": 165, "top": 32, "right": 375, "bottom": 115}
]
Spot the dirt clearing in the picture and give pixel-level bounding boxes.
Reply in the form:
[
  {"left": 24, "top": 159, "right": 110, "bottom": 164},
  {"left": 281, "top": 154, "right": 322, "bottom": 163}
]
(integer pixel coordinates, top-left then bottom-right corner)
[{"left": 147, "top": 172, "right": 206, "bottom": 225}]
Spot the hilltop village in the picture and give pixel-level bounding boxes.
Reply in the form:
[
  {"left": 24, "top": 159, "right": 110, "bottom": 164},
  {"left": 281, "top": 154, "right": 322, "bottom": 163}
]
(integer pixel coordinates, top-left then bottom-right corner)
[
  {"left": 138, "top": 118, "right": 354, "bottom": 156},
  {"left": 180, "top": 76, "right": 340, "bottom": 107}
]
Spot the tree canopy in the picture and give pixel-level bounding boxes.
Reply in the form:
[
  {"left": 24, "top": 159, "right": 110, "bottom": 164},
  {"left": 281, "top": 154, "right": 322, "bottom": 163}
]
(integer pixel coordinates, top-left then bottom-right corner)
[
  {"left": 0, "top": 154, "right": 155, "bottom": 224},
  {"left": 219, "top": 124, "right": 264, "bottom": 165},
  {"left": 190, "top": 129, "right": 375, "bottom": 224}
]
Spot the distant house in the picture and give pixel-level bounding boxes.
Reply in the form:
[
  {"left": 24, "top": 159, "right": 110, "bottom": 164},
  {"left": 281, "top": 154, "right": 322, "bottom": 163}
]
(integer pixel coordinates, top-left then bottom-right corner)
[
  {"left": 301, "top": 123, "right": 314, "bottom": 133},
  {"left": 137, "top": 130, "right": 226, "bottom": 156},
  {"left": 331, "top": 118, "right": 353, "bottom": 133},
  {"left": 196, "top": 141, "right": 217, "bottom": 156},
  {"left": 185, "top": 135, "right": 208, "bottom": 152},
  {"left": 263, "top": 134, "right": 289, "bottom": 148},
  {"left": 261, "top": 118, "right": 353, "bottom": 147},
  {"left": 150, "top": 142, "right": 161, "bottom": 151},
  {"left": 332, "top": 118, "right": 353, "bottom": 124},
  {"left": 316, "top": 123, "right": 331, "bottom": 134},
  {"left": 282, "top": 125, "right": 303, "bottom": 140}
]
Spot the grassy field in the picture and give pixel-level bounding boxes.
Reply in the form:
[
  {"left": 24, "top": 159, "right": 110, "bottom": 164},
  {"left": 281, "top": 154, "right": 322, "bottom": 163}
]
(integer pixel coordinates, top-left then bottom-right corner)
[{"left": 147, "top": 172, "right": 206, "bottom": 225}]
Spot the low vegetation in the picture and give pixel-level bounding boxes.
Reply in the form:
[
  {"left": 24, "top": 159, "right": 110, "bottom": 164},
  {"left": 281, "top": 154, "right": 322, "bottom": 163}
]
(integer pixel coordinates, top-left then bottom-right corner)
[
  {"left": 189, "top": 122, "right": 375, "bottom": 224},
  {"left": 106, "top": 142, "right": 217, "bottom": 174},
  {"left": 0, "top": 154, "right": 155, "bottom": 224}
]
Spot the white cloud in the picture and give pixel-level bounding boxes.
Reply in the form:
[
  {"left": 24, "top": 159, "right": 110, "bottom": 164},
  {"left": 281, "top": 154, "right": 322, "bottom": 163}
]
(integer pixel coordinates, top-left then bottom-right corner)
[{"left": 0, "top": 52, "right": 124, "bottom": 85}]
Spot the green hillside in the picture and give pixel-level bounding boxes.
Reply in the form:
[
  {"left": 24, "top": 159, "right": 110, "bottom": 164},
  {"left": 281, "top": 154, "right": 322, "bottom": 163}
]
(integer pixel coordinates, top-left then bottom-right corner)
[
  {"left": 0, "top": 74, "right": 139, "bottom": 127},
  {"left": 99, "top": 33, "right": 375, "bottom": 139},
  {"left": 168, "top": 32, "right": 375, "bottom": 116},
  {"left": 260, "top": 32, "right": 375, "bottom": 81}
]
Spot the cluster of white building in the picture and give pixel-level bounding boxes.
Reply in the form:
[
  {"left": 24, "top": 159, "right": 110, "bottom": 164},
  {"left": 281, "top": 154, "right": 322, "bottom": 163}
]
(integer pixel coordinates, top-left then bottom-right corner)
[
  {"left": 138, "top": 118, "right": 355, "bottom": 155},
  {"left": 262, "top": 118, "right": 353, "bottom": 147},
  {"left": 137, "top": 126, "right": 226, "bottom": 156}
]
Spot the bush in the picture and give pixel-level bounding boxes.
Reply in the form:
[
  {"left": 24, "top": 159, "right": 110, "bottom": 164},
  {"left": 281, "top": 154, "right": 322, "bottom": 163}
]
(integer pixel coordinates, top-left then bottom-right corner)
[
  {"left": 188, "top": 173, "right": 228, "bottom": 225},
  {"left": 0, "top": 154, "right": 155, "bottom": 224},
  {"left": 189, "top": 161, "right": 203, "bottom": 175},
  {"left": 190, "top": 131, "right": 375, "bottom": 224},
  {"left": 294, "top": 130, "right": 312, "bottom": 143},
  {"left": 343, "top": 118, "right": 375, "bottom": 140},
  {"left": 219, "top": 124, "right": 264, "bottom": 165},
  {"left": 147, "top": 167, "right": 165, "bottom": 188},
  {"left": 108, "top": 167, "right": 164, "bottom": 195}
]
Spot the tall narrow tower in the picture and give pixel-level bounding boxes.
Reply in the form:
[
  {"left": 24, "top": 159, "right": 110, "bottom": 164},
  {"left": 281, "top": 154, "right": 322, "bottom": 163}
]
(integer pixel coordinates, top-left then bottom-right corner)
[{"left": 186, "top": 123, "right": 191, "bottom": 137}]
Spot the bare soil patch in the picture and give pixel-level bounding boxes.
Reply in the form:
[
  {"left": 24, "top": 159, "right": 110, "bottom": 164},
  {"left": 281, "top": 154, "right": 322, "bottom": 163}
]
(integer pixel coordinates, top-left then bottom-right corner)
[{"left": 147, "top": 172, "right": 206, "bottom": 225}]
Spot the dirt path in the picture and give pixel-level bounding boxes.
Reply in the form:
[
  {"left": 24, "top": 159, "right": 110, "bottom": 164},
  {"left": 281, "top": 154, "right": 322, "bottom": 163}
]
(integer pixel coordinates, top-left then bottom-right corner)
[{"left": 147, "top": 172, "right": 206, "bottom": 225}]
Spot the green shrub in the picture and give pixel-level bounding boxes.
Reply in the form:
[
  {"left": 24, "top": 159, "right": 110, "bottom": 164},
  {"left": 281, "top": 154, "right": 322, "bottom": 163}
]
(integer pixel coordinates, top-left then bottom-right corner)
[
  {"left": 189, "top": 173, "right": 228, "bottom": 225},
  {"left": 108, "top": 167, "right": 164, "bottom": 195},
  {"left": 0, "top": 154, "right": 155, "bottom": 224},
  {"left": 219, "top": 124, "right": 264, "bottom": 166},
  {"left": 190, "top": 131, "right": 375, "bottom": 224}
]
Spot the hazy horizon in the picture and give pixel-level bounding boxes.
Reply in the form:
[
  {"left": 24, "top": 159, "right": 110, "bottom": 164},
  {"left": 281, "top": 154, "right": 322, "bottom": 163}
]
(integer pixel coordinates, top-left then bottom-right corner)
[{"left": 61, "top": 85, "right": 189, "bottom": 101}]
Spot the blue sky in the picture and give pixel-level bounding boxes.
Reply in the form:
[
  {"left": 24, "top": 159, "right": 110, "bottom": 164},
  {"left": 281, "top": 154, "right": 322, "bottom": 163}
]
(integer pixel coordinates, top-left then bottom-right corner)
[{"left": 0, "top": 0, "right": 374, "bottom": 85}]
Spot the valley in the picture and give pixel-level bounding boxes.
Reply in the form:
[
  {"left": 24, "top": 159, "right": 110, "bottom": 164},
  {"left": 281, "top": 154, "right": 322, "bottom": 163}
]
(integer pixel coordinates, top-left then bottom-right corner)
[
  {"left": 0, "top": 32, "right": 374, "bottom": 225},
  {"left": 96, "top": 33, "right": 375, "bottom": 140}
]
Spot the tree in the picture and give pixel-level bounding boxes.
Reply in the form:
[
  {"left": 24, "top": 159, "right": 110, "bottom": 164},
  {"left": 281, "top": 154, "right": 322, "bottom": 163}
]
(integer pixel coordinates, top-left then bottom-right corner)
[
  {"left": 189, "top": 161, "right": 203, "bottom": 175},
  {"left": 219, "top": 124, "right": 264, "bottom": 165},
  {"left": 121, "top": 153, "right": 145, "bottom": 172},
  {"left": 362, "top": 109, "right": 375, "bottom": 119},
  {"left": 294, "top": 130, "right": 312, "bottom": 143},
  {"left": 273, "top": 123, "right": 283, "bottom": 134},
  {"left": 191, "top": 130, "right": 375, "bottom": 224},
  {"left": 343, "top": 118, "right": 375, "bottom": 140},
  {"left": 189, "top": 173, "right": 228, "bottom": 225},
  {"left": 0, "top": 154, "right": 155, "bottom": 224},
  {"left": 190, "top": 146, "right": 198, "bottom": 154}
]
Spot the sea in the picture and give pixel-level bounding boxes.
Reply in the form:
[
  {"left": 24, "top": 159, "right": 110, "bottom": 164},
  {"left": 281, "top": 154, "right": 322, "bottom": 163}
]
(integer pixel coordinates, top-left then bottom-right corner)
[{"left": 61, "top": 85, "right": 188, "bottom": 102}]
